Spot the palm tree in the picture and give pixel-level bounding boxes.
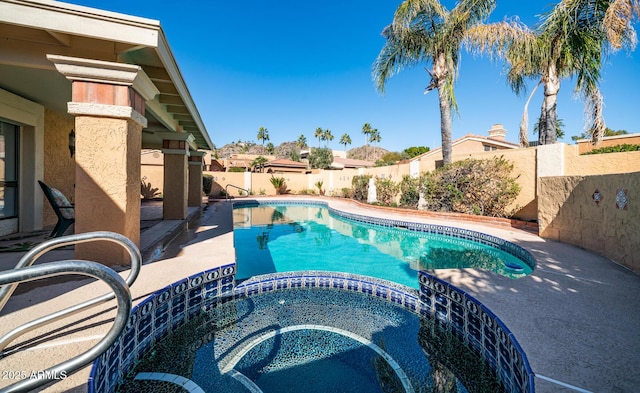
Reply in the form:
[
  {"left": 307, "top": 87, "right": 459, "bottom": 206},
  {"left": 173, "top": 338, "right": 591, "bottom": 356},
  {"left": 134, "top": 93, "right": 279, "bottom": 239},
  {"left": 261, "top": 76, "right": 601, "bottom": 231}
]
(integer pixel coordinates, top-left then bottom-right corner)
[
  {"left": 369, "top": 128, "right": 381, "bottom": 159},
  {"left": 314, "top": 127, "right": 324, "bottom": 147},
  {"left": 266, "top": 142, "right": 275, "bottom": 155},
  {"left": 339, "top": 133, "right": 352, "bottom": 152},
  {"left": 373, "top": 0, "right": 497, "bottom": 165},
  {"left": 466, "top": 0, "right": 639, "bottom": 145},
  {"left": 251, "top": 156, "right": 268, "bottom": 173},
  {"left": 361, "top": 122, "right": 373, "bottom": 160},
  {"left": 297, "top": 134, "right": 307, "bottom": 149},
  {"left": 323, "top": 128, "right": 334, "bottom": 148},
  {"left": 257, "top": 126, "right": 269, "bottom": 152}
]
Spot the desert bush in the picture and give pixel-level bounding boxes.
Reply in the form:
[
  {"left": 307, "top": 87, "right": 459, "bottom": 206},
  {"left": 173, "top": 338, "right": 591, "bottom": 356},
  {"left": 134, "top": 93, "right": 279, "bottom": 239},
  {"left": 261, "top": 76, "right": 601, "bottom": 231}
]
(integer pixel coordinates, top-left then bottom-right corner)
[
  {"left": 315, "top": 180, "right": 325, "bottom": 195},
  {"left": 202, "top": 174, "right": 213, "bottom": 196},
  {"left": 419, "top": 157, "right": 520, "bottom": 217},
  {"left": 340, "top": 187, "right": 353, "bottom": 198},
  {"left": 141, "top": 179, "right": 160, "bottom": 200},
  {"left": 374, "top": 178, "right": 399, "bottom": 206},
  {"left": 352, "top": 175, "right": 372, "bottom": 202},
  {"left": 399, "top": 175, "right": 420, "bottom": 208}
]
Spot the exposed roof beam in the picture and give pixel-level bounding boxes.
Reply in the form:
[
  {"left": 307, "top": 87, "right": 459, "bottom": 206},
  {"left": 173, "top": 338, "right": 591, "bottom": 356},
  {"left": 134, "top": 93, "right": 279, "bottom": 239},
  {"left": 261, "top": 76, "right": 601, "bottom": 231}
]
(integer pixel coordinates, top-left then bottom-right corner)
[
  {"left": 46, "top": 30, "right": 71, "bottom": 46},
  {"left": 166, "top": 105, "right": 189, "bottom": 114},
  {"left": 158, "top": 95, "right": 184, "bottom": 105},
  {"left": 173, "top": 114, "right": 193, "bottom": 121}
]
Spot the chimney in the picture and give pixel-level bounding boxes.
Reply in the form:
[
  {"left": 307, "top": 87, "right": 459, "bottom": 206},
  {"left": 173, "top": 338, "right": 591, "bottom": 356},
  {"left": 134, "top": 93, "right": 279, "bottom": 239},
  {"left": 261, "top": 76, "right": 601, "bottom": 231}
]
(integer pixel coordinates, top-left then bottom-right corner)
[{"left": 488, "top": 124, "right": 506, "bottom": 141}]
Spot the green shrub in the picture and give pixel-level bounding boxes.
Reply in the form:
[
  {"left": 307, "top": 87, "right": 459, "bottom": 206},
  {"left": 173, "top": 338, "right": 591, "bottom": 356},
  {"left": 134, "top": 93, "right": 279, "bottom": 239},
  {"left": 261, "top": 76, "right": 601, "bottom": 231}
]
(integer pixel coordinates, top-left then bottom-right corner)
[
  {"left": 340, "top": 187, "right": 353, "bottom": 198},
  {"left": 202, "top": 174, "right": 214, "bottom": 196},
  {"left": 582, "top": 143, "right": 640, "bottom": 155},
  {"left": 352, "top": 175, "right": 372, "bottom": 202},
  {"left": 399, "top": 175, "right": 420, "bottom": 208},
  {"left": 228, "top": 167, "right": 246, "bottom": 172},
  {"left": 374, "top": 177, "right": 399, "bottom": 206},
  {"left": 269, "top": 176, "right": 289, "bottom": 195},
  {"left": 419, "top": 157, "right": 520, "bottom": 217},
  {"left": 307, "top": 147, "right": 333, "bottom": 169}
]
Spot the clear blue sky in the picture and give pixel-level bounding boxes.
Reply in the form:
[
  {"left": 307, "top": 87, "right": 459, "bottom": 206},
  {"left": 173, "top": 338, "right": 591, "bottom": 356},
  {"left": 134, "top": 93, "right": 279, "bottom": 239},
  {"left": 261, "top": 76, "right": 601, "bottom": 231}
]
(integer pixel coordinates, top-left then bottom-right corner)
[{"left": 68, "top": 0, "right": 639, "bottom": 152}]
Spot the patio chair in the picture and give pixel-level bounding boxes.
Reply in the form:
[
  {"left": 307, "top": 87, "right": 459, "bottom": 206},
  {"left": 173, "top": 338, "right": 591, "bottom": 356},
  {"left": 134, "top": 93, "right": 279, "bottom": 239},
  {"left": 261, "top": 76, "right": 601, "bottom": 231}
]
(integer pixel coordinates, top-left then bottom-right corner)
[{"left": 38, "top": 180, "right": 75, "bottom": 237}]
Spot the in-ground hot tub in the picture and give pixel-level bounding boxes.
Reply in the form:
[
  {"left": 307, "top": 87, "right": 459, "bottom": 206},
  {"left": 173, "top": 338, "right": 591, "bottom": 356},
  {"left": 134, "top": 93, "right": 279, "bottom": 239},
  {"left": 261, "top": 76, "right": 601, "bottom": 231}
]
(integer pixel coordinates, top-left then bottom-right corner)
[{"left": 89, "top": 266, "right": 534, "bottom": 393}]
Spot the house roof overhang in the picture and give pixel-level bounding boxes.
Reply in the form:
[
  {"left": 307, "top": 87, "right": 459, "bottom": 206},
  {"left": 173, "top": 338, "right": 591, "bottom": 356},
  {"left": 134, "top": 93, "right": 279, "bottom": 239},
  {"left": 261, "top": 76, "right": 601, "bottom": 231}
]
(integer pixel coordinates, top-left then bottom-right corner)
[{"left": 0, "top": 0, "right": 212, "bottom": 150}]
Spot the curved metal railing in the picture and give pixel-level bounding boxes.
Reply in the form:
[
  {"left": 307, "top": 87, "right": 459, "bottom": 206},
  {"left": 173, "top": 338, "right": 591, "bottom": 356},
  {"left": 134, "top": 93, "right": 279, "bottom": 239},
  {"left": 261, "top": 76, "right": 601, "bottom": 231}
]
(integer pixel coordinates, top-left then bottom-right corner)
[
  {"left": 0, "top": 232, "right": 141, "bottom": 352},
  {"left": 225, "top": 184, "right": 250, "bottom": 200},
  {"left": 0, "top": 260, "right": 131, "bottom": 392},
  {"left": 0, "top": 231, "right": 141, "bottom": 392}
]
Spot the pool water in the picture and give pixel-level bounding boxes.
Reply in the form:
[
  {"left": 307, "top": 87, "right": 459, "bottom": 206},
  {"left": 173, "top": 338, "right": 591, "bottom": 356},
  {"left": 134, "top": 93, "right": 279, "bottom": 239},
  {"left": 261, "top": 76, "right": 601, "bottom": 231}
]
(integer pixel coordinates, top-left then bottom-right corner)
[
  {"left": 116, "top": 284, "right": 504, "bottom": 393},
  {"left": 234, "top": 204, "right": 532, "bottom": 288}
]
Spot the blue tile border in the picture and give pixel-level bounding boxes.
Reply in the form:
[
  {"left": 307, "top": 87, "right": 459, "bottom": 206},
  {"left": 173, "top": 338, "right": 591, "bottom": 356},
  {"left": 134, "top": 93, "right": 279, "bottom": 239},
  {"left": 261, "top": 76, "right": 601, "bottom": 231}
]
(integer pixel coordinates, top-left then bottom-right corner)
[{"left": 89, "top": 268, "right": 533, "bottom": 393}]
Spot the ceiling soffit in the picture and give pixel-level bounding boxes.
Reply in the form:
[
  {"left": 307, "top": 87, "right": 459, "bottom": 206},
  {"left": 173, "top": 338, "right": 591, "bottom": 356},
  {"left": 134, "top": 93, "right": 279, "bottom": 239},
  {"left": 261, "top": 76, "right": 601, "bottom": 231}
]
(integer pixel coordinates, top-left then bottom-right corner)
[{"left": 0, "top": 1, "right": 212, "bottom": 150}]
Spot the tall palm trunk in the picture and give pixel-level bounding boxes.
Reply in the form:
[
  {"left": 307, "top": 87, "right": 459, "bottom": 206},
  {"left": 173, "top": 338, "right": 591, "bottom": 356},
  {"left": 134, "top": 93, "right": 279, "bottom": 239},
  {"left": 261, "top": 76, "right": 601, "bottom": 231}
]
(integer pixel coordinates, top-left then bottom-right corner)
[
  {"left": 437, "top": 86, "right": 453, "bottom": 165},
  {"left": 519, "top": 81, "right": 541, "bottom": 147},
  {"left": 539, "top": 65, "right": 560, "bottom": 145}
]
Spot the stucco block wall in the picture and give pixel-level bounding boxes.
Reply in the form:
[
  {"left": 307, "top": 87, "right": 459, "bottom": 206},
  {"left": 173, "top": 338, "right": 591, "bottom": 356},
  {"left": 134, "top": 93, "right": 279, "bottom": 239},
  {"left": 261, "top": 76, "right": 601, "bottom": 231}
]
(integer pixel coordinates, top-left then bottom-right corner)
[
  {"left": 141, "top": 150, "right": 164, "bottom": 196},
  {"left": 538, "top": 172, "right": 640, "bottom": 273},
  {"left": 577, "top": 134, "right": 640, "bottom": 154},
  {"left": 564, "top": 144, "right": 640, "bottom": 176},
  {"left": 42, "top": 108, "right": 75, "bottom": 227}
]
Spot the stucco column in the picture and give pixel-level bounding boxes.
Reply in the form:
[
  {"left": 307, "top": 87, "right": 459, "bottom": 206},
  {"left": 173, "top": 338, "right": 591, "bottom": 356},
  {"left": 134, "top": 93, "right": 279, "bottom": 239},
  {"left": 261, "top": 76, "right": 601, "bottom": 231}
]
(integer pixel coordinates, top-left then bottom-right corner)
[
  {"left": 48, "top": 55, "right": 159, "bottom": 266},
  {"left": 160, "top": 132, "right": 196, "bottom": 219},
  {"left": 188, "top": 151, "right": 206, "bottom": 207}
]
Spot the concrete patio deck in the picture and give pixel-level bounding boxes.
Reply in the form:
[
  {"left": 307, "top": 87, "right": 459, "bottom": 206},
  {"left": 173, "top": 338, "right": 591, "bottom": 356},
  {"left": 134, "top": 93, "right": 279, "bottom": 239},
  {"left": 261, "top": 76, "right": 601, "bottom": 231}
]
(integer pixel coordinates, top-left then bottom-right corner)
[{"left": 1, "top": 197, "right": 639, "bottom": 392}]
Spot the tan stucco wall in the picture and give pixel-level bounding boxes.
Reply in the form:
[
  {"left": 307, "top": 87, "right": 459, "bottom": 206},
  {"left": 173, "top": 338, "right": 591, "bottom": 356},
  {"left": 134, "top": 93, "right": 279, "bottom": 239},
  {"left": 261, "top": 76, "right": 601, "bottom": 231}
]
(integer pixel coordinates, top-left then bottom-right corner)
[
  {"left": 564, "top": 144, "right": 640, "bottom": 176},
  {"left": 42, "top": 108, "right": 75, "bottom": 228},
  {"left": 141, "top": 150, "right": 164, "bottom": 195},
  {"left": 538, "top": 173, "right": 640, "bottom": 273},
  {"left": 74, "top": 116, "right": 141, "bottom": 265},
  {"left": 577, "top": 134, "right": 640, "bottom": 154}
]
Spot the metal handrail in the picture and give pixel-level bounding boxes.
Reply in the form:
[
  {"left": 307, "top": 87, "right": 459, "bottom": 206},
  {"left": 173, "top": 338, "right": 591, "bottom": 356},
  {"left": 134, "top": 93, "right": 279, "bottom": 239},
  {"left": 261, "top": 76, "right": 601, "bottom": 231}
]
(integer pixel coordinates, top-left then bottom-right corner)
[
  {"left": 0, "top": 231, "right": 141, "bottom": 352},
  {"left": 0, "top": 260, "right": 131, "bottom": 393},
  {"left": 225, "top": 184, "right": 249, "bottom": 200}
]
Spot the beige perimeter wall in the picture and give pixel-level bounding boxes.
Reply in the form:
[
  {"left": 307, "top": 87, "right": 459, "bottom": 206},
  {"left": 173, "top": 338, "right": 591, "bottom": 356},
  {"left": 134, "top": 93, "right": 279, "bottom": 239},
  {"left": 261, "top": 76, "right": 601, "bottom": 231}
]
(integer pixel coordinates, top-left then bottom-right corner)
[{"left": 538, "top": 172, "right": 640, "bottom": 273}]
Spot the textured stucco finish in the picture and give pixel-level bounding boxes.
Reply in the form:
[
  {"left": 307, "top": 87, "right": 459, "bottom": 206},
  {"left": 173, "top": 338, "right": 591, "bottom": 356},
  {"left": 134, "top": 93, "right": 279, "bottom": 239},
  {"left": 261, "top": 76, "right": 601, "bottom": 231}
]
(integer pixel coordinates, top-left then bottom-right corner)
[
  {"left": 163, "top": 153, "right": 188, "bottom": 219},
  {"left": 188, "top": 162, "right": 203, "bottom": 207},
  {"left": 42, "top": 108, "right": 76, "bottom": 228},
  {"left": 74, "top": 116, "right": 141, "bottom": 266},
  {"left": 577, "top": 133, "right": 640, "bottom": 154},
  {"left": 564, "top": 144, "right": 640, "bottom": 175},
  {"left": 538, "top": 173, "right": 640, "bottom": 273}
]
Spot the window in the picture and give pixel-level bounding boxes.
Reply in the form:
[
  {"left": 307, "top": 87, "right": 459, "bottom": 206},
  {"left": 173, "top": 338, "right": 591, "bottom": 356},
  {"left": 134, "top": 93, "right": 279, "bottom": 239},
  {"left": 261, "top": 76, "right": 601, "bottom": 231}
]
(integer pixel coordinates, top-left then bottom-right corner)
[
  {"left": 483, "top": 145, "right": 498, "bottom": 151},
  {"left": 0, "top": 121, "right": 19, "bottom": 219}
]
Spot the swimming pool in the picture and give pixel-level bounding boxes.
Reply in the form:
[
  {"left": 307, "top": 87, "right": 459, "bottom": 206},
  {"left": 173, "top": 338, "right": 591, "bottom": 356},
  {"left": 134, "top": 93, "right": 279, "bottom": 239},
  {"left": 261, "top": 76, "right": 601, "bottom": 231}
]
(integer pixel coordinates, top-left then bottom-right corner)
[
  {"left": 89, "top": 201, "right": 535, "bottom": 393},
  {"left": 233, "top": 202, "right": 535, "bottom": 287}
]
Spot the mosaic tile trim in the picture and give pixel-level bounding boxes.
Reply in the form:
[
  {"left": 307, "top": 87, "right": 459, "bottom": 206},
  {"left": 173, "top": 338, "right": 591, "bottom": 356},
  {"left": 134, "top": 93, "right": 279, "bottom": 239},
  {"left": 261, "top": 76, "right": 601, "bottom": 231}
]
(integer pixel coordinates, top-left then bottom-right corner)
[
  {"left": 90, "top": 268, "right": 534, "bottom": 393},
  {"left": 234, "top": 271, "right": 420, "bottom": 314},
  {"left": 88, "top": 264, "right": 237, "bottom": 393},
  {"left": 418, "top": 271, "right": 535, "bottom": 393},
  {"left": 616, "top": 189, "right": 628, "bottom": 210},
  {"left": 233, "top": 200, "right": 536, "bottom": 271}
]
